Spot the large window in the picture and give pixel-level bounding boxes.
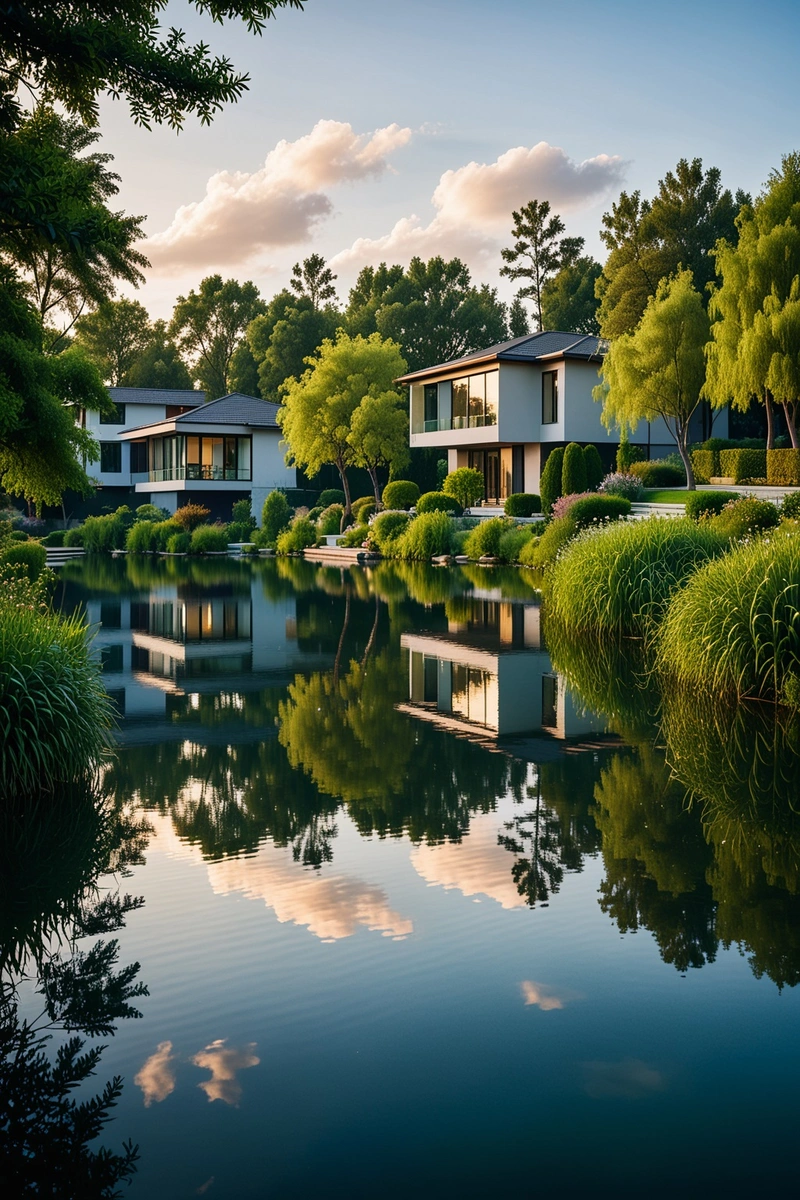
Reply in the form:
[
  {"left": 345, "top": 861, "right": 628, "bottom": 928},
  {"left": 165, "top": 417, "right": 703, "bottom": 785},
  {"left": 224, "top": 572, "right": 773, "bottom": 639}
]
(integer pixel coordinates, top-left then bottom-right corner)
[
  {"left": 185, "top": 435, "right": 252, "bottom": 481},
  {"left": 101, "top": 402, "right": 126, "bottom": 425},
  {"left": 423, "top": 384, "right": 438, "bottom": 431},
  {"left": 451, "top": 371, "right": 499, "bottom": 430},
  {"left": 130, "top": 441, "right": 147, "bottom": 474},
  {"left": 542, "top": 371, "right": 558, "bottom": 424},
  {"left": 100, "top": 441, "right": 122, "bottom": 473}
]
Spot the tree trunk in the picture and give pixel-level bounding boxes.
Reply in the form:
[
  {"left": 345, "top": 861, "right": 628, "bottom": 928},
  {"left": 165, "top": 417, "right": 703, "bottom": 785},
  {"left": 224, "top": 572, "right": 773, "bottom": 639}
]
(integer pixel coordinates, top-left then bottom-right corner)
[
  {"left": 367, "top": 466, "right": 381, "bottom": 509},
  {"left": 676, "top": 422, "right": 695, "bottom": 490},
  {"left": 336, "top": 459, "right": 352, "bottom": 533},
  {"left": 765, "top": 390, "right": 775, "bottom": 450},
  {"left": 782, "top": 401, "right": 799, "bottom": 448}
]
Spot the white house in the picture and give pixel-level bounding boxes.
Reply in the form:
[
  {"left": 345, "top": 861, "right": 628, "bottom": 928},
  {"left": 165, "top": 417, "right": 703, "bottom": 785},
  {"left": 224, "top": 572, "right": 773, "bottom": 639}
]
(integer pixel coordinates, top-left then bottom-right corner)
[{"left": 398, "top": 330, "right": 727, "bottom": 500}]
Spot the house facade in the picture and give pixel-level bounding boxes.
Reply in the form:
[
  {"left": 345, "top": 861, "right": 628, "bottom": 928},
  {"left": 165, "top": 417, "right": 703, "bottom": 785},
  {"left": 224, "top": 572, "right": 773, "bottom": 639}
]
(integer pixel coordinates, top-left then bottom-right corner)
[{"left": 398, "top": 330, "right": 727, "bottom": 500}]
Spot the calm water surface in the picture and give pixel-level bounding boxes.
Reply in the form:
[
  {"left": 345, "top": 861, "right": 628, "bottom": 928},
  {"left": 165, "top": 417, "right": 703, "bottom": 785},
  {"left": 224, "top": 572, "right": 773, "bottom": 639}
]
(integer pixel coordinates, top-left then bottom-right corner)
[{"left": 10, "top": 556, "right": 800, "bottom": 1197}]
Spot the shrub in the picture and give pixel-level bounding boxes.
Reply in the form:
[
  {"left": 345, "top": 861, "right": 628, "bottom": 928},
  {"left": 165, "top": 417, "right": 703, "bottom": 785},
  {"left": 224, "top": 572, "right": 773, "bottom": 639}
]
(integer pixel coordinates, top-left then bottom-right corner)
[
  {"left": 174, "top": 503, "right": 211, "bottom": 531},
  {"left": 307, "top": 506, "right": 324, "bottom": 522},
  {"left": 227, "top": 520, "right": 256, "bottom": 542},
  {"left": 371, "top": 511, "right": 411, "bottom": 553},
  {"left": 1, "top": 541, "right": 46, "bottom": 580},
  {"left": 551, "top": 491, "right": 595, "bottom": 521},
  {"left": 518, "top": 535, "right": 542, "bottom": 568},
  {"left": 539, "top": 447, "right": 564, "bottom": 515},
  {"left": 63, "top": 527, "right": 84, "bottom": 547},
  {"left": 81, "top": 510, "right": 128, "bottom": 553},
  {"left": 352, "top": 496, "right": 376, "bottom": 522},
  {"left": 341, "top": 524, "right": 370, "bottom": 548},
  {"left": 658, "top": 533, "right": 800, "bottom": 703},
  {"left": 135, "top": 503, "right": 169, "bottom": 522},
  {"left": 719, "top": 447, "right": 767, "bottom": 483},
  {"left": 546, "top": 517, "right": 728, "bottom": 640},
  {"left": 562, "top": 442, "right": 587, "bottom": 496},
  {"left": 41, "top": 530, "right": 65, "bottom": 548},
  {"left": 498, "top": 526, "right": 535, "bottom": 564},
  {"left": 231, "top": 498, "right": 255, "bottom": 528},
  {"left": 416, "top": 491, "right": 461, "bottom": 515},
  {"left": 166, "top": 532, "right": 191, "bottom": 554},
  {"left": 782, "top": 492, "right": 800, "bottom": 520},
  {"left": 396, "top": 511, "right": 455, "bottom": 560},
  {"left": 710, "top": 496, "right": 780, "bottom": 539},
  {"left": 126, "top": 520, "right": 157, "bottom": 554},
  {"left": 261, "top": 490, "right": 291, "bottom": 544},
  {"left": 463, "top": 517, "right": 506, "bottom": 559},
  {"left": 598, "top": 472, "right": 644, "bottom": 501},
  {"left": 443, "top": 467, "right": 484, "bottom": 509},
  {"left": 568, "top": 495, "right": 632, "bottom": 527},
  {"left": 317, "top": 504, "right": 344, "bottom": 535},
  {"left": 381, "top": 480, "right": 419, "bottom": 513},
  {"left": 616, "top": 431, "right": 645, "bottom": 472},
  {"left": 10, "top": 529, "right": 29, "bottom": 542},
  {"left": 630, "top": 460, "right": 686, "bottom": 487},
  {"left": 767, "top": 448, "right": 800, "bottom": 486},
  {"left": 275, "top": 517, "right": 317, "bottom": 555},
  {"left": 684, "top": 490, "right": 739, "bottom": 520},
  {"left": 583, "top": 444, "right": 605, "bottom": 490},
  {"left": 528, "top": 515, "right": 576, "bottom": 568},
  {"left": 190, "top": 524, "right": 229, "bottom": 554},
  {"left": 152, "top": 519, "right": 182, "bottom": 551},
  {"left": 504, "top": 493, "right": 541, "bottom": 517},
  {"left": 17, "top": 516, "right": 46, "bottom": 536},
  {"left": 691, "top": 449, "right": 715, "bottom": 483},
  {"left": 0, "top": 567, "right": 112, "bottom": 797},
  {"left": 319, "top": 488, "right": 346, "bottom": 508}
]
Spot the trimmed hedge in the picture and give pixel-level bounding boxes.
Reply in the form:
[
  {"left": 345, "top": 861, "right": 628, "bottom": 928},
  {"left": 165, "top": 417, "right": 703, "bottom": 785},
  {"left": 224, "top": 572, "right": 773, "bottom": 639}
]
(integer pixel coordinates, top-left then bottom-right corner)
[
  {"left": 562, "top": 442, "right": 587, "bottom": 496},
  {"left": 382, "top": 480, "right": 420, "bottom": 510},
  {"left": 1, "top": 541, "right": 46, "bottom": 579},
  {"left": 684, "top": 490, "right": 739, "bottom": 520},
  {"left": 767, "top": 449, "right": 800, "bottom": 486},
  {"left": 319, "top": 488, "right": 346, "bottom": 508},
  {"left": 416, "top": 491, "right": 461, "bottom": 515},
  {"left": 630, "top": 460, "right": 686, "bottom": 487},
  {"left": 691, "top": 449, "right": 715, "bottom": 483},
  {"left": 719, "top": 447, "right": 767, "bottom": 483},
  {"left": 504, "top": 493, "right": 541, "bottom": 517},
  {"left": 540, "top": 447, "right": 564, "bottom": 515}
]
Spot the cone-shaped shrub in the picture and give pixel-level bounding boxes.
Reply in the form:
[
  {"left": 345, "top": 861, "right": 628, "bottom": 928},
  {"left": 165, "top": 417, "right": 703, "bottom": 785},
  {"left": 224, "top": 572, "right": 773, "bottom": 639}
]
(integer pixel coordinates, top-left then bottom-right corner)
[
  {"left": 562, "top": 442, "right": 587, "bottom": 496},
  {"left": 583, "top": 444, "right": 604, "bottom": 490},
  {"left": 540, "top": 447, "right": 564, "bottom": 515}
]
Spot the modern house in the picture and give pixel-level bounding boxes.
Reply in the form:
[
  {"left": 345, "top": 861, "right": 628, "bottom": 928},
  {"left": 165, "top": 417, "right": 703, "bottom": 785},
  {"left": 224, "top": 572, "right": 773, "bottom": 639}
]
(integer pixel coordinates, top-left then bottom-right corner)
[
  {"left": 82, "top": 387, "right": 296, "bottom": 521},
  {"left": 398, "top": 330, "right": 727, "bottom": 501}
]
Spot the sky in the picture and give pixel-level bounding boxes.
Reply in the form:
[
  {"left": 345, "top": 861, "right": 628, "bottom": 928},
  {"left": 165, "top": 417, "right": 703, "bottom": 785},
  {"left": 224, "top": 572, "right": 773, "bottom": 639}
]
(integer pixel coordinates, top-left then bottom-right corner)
[{"left": 96, "top": 0, "right": 800, "bottom": 319}]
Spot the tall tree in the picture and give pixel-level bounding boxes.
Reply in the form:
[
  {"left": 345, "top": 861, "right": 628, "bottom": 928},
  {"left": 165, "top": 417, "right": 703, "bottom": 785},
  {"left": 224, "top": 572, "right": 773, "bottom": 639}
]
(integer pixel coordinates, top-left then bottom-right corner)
[
  {"left": 507, "top": 296, "right": 531, "bottom": 338},
  {"left": 541, "top": 256, "right": 602, "bottom": 335},
  {"left": 169, "top": 275, "right": 264, "bottom": 399},
  {"left": 278, "top": 332, "right": 406, "bottom": 521},
  {"left": 500, "top": 199, "right": 584, "bottom": 330},
  {"left": 348, "top": 391, "right": 409, "bottom": 507},
  {"left": 73, "top": 298, "right": 152, "bottom": 385},
  {"left": 597, "top": 158, "right": 746, "bottom": 338},
  {"left": 290, "top": 254, "right": 338, "bottom": 311},
  {"left": 246, "top": 291, "right": 338, "bottom": 402},
  {"left": 594, "top": 270, "right": 710, "bottom": 488},
  {"left": 123, "top": 320, "right": 192, "bottom": 390}
]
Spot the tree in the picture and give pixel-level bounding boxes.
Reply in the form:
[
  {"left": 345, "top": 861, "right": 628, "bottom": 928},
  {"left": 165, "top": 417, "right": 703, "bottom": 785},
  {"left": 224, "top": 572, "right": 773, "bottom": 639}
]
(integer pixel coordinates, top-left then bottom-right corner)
[
  {"left": 541, "top": 256, "right": 602, "bottom": 335},
  {"left": 290, "top": 254, "right": 338, "bottom": 311},
  {"left": 73, "top": 298, "right": 151, "bottom": 385},
  {"left": 348, "top": 392, "right": 409, "bottom": 507},
  {"left": 278, "top": 332, "right": 405, "bottom": 522},
  {"left": 442, "top": 467, "right": 484, "bottom": 510},
  {"left": 169, "top": 275, "right": 264, "bottom": 399},
  {"left": 123, "top": 320, "right": 192, "bottom": 390},
  {"left": 500, "top": 199, "right": 584, "bottom": 330},
  {"left": 594, "top": 270, "right": 710, "bottom": 488},
  {"left": 247, "top": 291, "right": 338, "bottom": 402},
  {"left": 507, "top": 296, "right": 530, "bottom": 338},
  {"left": 597, "top": 158, "right": 746, "bottom": 338}
]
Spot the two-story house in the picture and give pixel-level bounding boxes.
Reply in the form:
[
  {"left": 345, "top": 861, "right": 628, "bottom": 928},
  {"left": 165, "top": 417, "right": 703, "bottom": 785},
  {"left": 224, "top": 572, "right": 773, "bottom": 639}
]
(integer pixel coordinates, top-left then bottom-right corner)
[{"left": 398, "top": 330, "right": 727, "bottom": 501}]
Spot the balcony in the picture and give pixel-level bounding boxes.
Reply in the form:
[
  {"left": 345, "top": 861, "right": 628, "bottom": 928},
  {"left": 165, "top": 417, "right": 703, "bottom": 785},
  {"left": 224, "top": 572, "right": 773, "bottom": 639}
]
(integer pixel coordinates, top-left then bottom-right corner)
[
  {"left": 146, "top": 466, "right": 252, "bottom": 483},
  {"left": 415, "top": 412, "right": 498, "bottom": 435}
]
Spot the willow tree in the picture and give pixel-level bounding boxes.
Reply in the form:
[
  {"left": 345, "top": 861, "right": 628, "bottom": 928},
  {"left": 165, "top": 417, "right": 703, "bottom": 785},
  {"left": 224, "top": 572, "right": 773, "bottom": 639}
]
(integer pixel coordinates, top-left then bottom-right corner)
[
  {"left": 278, "top": 331, "right": 406, "bottom": 521},
  {"left": 594, "top": 270, "right": 709, "bottom": 488}
]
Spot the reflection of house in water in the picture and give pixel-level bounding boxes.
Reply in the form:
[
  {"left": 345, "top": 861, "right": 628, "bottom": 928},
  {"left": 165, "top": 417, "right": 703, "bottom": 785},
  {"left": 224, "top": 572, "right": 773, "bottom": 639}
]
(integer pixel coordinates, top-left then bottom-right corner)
[{"left": 397, "top": 590, "right": 606, "bottom": 747}]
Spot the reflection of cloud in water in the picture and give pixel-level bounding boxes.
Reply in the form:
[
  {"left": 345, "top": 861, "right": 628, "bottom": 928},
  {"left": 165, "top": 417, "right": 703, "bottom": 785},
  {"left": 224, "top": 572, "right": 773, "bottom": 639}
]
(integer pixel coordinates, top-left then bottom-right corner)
[
  {"left": 520, "top": 981, "right": 578, "bottom": 1011},
  {"left": 582, "top": 1057, "right": 664, "bottom": 1099},
  {"left": 135, "top": 1040, "right": 177, "bottom": 1106},
  {"left": 153, "top": 814, "right": 413, "bottom": 941},
  {"left": 192, "top": 1039, "right": 260, "bottom": 1106},
  {"left": 410, "top": 806, "right": 525, "bottom": 910}
]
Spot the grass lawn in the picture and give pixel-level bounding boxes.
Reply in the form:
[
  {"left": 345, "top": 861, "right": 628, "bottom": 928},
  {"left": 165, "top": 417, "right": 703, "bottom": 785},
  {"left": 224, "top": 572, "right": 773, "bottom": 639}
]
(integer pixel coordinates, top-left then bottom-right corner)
[{"left": 641, "top": 489, "right": 696, "bottom": 503}]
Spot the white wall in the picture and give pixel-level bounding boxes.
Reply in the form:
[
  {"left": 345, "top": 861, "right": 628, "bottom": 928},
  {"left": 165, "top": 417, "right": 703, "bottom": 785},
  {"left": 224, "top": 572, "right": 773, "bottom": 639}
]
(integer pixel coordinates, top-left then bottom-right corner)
[{"left": 86, "top": 404, "right": 166, "bottom": 487}]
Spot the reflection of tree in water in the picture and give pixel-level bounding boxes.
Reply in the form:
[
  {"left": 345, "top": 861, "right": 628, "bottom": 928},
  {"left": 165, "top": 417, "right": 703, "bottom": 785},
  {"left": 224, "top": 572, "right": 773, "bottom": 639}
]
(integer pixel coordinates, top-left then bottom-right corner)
[{"left": 0, "top": 786, "right": 150, "bottom": 1195}]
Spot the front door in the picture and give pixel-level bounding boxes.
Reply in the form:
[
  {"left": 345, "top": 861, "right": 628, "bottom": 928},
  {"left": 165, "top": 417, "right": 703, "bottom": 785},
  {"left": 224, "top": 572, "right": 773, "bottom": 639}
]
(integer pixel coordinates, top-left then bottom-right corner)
[{"left": 486, "top": 450, "right": 501, "bottom": 503}]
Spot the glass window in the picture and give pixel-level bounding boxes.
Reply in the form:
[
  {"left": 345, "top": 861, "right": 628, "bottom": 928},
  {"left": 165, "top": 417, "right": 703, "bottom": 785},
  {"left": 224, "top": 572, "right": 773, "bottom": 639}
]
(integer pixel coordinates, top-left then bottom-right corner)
[
  {"left": 100, "top": 442, "right": 121, "bottom": 473},
  {"left": 542, "top": 371, "right": 558, "bottom": 424},
  {"left": 469, "top": 374, "right": 485, "bottom": 426},
  {"left": 424, "top": 384, "right": 438, "bottom": 427},
  {"left": 485, "top": 372, "right": 498, "bottom": 425},
  {"left": 238, "top": 438, "right": 251, "bottom": 480},
  {"left": 130, "top": 441, "right": 147, "bottom": 473},
  {"left": 452, "top": 379, "right": 468, "bottom": 428},
  {"left": 100, "top": 403, "right": 126, "bottom": 425}
]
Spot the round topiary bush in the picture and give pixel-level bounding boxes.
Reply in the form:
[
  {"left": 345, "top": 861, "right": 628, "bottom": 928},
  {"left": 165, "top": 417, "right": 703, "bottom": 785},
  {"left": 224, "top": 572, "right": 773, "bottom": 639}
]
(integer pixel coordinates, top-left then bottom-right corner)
[
  {"left": 319, "top": 488, "right": 346, "bottom": 508},
  {"left": 416, "top": 491, "right": 461, "bottom": 515},
  {"left": 371, "top": 511, "right": 411, "bottom": 553},
  {"left": 583, "top": 444, "right": 605, "bottom": 491},
  {"left": 352, "top": 496, "right": 376, "bottom": 522},
  {"left": 10, "top": 530, "right": 29, "bottom": 542},
  {"left": 504, "top": 493, "right": 541, "bottom": 517},
  {"left": 684, "top": 490, "right": 740, "bottom": 520},
  {"left": 382, "top": 480, "right": 420, "bottom": 510},
  {"left": 317, "top": 504, "right": 344, "bottom": 535},
  {"left": 562, "top": 442, "right": 588, "bottom": 497},
  {"left": 135, "top": 503, "right": 170, "bottom": 522},
  {"left": 0, "top": 541, "right": 46, "bottom": 580},
  {"left": 41, "top": 530, "right": 65, "bottom": 548},
  {"left": 540, "top": 447, "right": 564, "bottom": 515}
]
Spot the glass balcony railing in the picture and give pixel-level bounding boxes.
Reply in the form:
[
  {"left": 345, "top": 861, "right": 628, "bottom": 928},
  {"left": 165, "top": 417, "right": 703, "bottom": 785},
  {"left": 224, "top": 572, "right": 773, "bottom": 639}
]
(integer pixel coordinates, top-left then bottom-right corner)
[
  {"left": 414, "top": 412, "right": 498, "bottom": 435},
  {"left": 147, "top": 466, "right": 252, "bottom": 483}
]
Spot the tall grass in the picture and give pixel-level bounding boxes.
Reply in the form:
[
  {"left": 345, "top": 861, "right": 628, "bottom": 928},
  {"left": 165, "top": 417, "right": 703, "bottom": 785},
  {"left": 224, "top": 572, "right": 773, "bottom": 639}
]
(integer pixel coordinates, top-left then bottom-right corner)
[
  {"left": 395, "top": 510, "right": 454, "bottom": 560},
  {"left": 0, "top": 569, "right": 113, "bottom": 797},
  {"left": 658, "top": 531, "right": 800, "bottom": 703},
  {"left": 546, "top": 517, "right": 728, "bottom": 640}
]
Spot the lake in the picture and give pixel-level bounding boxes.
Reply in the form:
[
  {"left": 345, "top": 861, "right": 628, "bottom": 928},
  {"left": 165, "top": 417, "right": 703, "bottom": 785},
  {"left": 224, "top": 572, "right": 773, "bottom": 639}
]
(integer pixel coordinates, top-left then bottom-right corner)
[{"left": 7, "top": 555, "right": 800, "bottom": 1198}]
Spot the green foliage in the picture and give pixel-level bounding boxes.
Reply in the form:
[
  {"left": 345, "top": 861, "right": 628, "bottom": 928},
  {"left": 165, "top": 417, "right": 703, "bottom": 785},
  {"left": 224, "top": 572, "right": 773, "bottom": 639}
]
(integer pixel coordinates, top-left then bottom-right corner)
[
  {"left": 1, "top": 540, "right": 46, "bottom": 579},
  {"left": 80, "top": 509, "right": 128, "bottom": 553},
  {"left": 500, "top": 198, "right": 585, "bottom": 329},
  {"left": 261, "top": 490, "right": 291, "bottom": 544},
  {"left": 290, "top": 253, "right": 338, "bottom": 310},
  {"left": 569, "top": 495, "right": 632, "bottom": 525},
  {"left": 443, "top": 466, "right": 484, "bottom": 510},
  {"left": 583, "top": 444, "right": 604, "bottom": 490},
  {"left": 247, "top": 291, "right": 337, "bottom": 403},
  {"left": 166, "top": 532, "right": 190, "bottom": 554},
  {"left": 615, "top": 430, "right": 646, "bottom": 472},
  {"left": 317, "top": 504, "right": 344, "bottom": 535},
  {"left": 527, "top": 515, "right": 576, "bottom": 569},
  {"left": 382, "top": 479, "right": 420, "bottom": 510},
  {"left": 351, "top": 496, "right": 375, "bottom": 522},
  {"left": 340, "top": 524, "right": 370, "bottom": 548},
  {"left": 691, "top": 449, "right": 715, "bottom": 483},
  {"left": 658, "top": 533, "right": 800, "bottom": 702},
  {"left": 190, "top": 524, "right": 229, "bottom": 554},
  {"left": 134, "top": 503, "right": 169, "bottom": 522},
  {"left": 275, "top": 517, "right": 317, "bottom": 555},
  {"left": 124, "top": 320, "right": 192, "bottom": 389},
  {"left": 504, "top": 492, "right": 541, "bottom": 517},
  {"left": 561, "top": 441, "right": 587, "bottom": 496},
  {"left": 684, "top": 490, "right": 740, "bottom": 520},
  {"left": 782, "top": 492, "right": 800, "bottom": 520},
  {"left": 719, "top": 448, "right": 767, "bottom": 482},
  {"left": 173, "top": 503, "right": 210, "bottom": 531},
  {"left": 463, "top": 517, "right": 506, "bottom": 559},
  {"left": 231, "top": 498, "right": 255, "bottom": 528},
  {"left": 151, "top": 519, "right": 181, "bottom": 550},
  {"left": 319, "top": 488, "right": 345, "bottom": 507},
  {"left": 598, "top": 472, "right": 644, "bottom": 501},
  {"left": 0, "top": 567, "right": 113, "bottom": 797},
  {"left": 125, "top": 520, "right": 156, "bottom": 554},
  {"left": 767, "top": 449, "right": 800, "bottom": 486},
  {"left": 498, "top": 526, "right": 535, "bottom": 563},
  {"left": 170, "top": 275, "right": 264, "bottom": 399},
  {"left": 710, "top": 496, "right": 780, "bottom": 539},
  {"left": 348, "top": 389, "right": 409, "bottom": 502},
  {"left": 630, "top": 460, "right": 686, "bottom": 487},
  {"left": 63, "top": 527, "right": 84, "bottom": 547},
  {"left": 415, "top": 491, "right": 461, "bottom": 515},
  {"left": 395, "top": 511, "right": 455, "bottom": 560},
  {"left": 74, "top": 298, "right": 151, "bottom": 384},
  {"left": 541, "top": 256, "right": 602, "bottom": 335},
  {"left": 226, "top": 521, "right": 255, "bottom": 543},
  {"left": 41, "top": 530, "right": 65, "bottom": 547},
  {"left": 10, "top": 529, "right": 28, "bottom": 541},
  {"left": 370, "top": 511, "right": 411, "bottom": 553},
  {"left": 545, "top": 517, "right": 729, "bottom": 639},
  {"left": 539, "top": 447, "right": 564, "bottom": 514}
]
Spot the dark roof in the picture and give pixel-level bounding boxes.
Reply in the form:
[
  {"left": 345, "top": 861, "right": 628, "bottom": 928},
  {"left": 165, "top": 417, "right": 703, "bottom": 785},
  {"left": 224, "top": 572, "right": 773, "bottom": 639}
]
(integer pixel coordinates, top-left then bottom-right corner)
[
  {"left": 173, "top": 393, "right": 280, "bottom": 428},
  {"left": 108, "top": 386, "right": 206, "bottom": 406},
  {"left": 396, "top": 331, "right": 606, "bottom": 383}
]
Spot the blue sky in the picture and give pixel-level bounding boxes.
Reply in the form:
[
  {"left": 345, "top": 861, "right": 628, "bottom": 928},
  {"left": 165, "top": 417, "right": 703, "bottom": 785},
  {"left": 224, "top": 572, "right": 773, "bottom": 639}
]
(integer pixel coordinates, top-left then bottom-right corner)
[{"left": 98, "top": 0, "right": 800, "bottom": 317}]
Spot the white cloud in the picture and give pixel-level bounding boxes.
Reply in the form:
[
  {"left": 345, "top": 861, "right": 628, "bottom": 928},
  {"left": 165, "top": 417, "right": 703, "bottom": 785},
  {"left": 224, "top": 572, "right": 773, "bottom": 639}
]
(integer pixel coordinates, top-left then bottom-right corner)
[
  {"left": 520, "top": 981, "right": 574, "bottom": 1011},
  {"left": 410, "top": 803, "right": 527, "bottom": 911},
  {"left": 192, "top": 1039, "right": 260, "bottom": 1106},
  {"left": 146, "top": 119, "right": 412, "bottom": 270},
  {"left": 135, "top": 1041, "right": 177, "bottom": 1107},
  {"left": 333, "top": 141, "right": 626, "bottom": 275}
]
